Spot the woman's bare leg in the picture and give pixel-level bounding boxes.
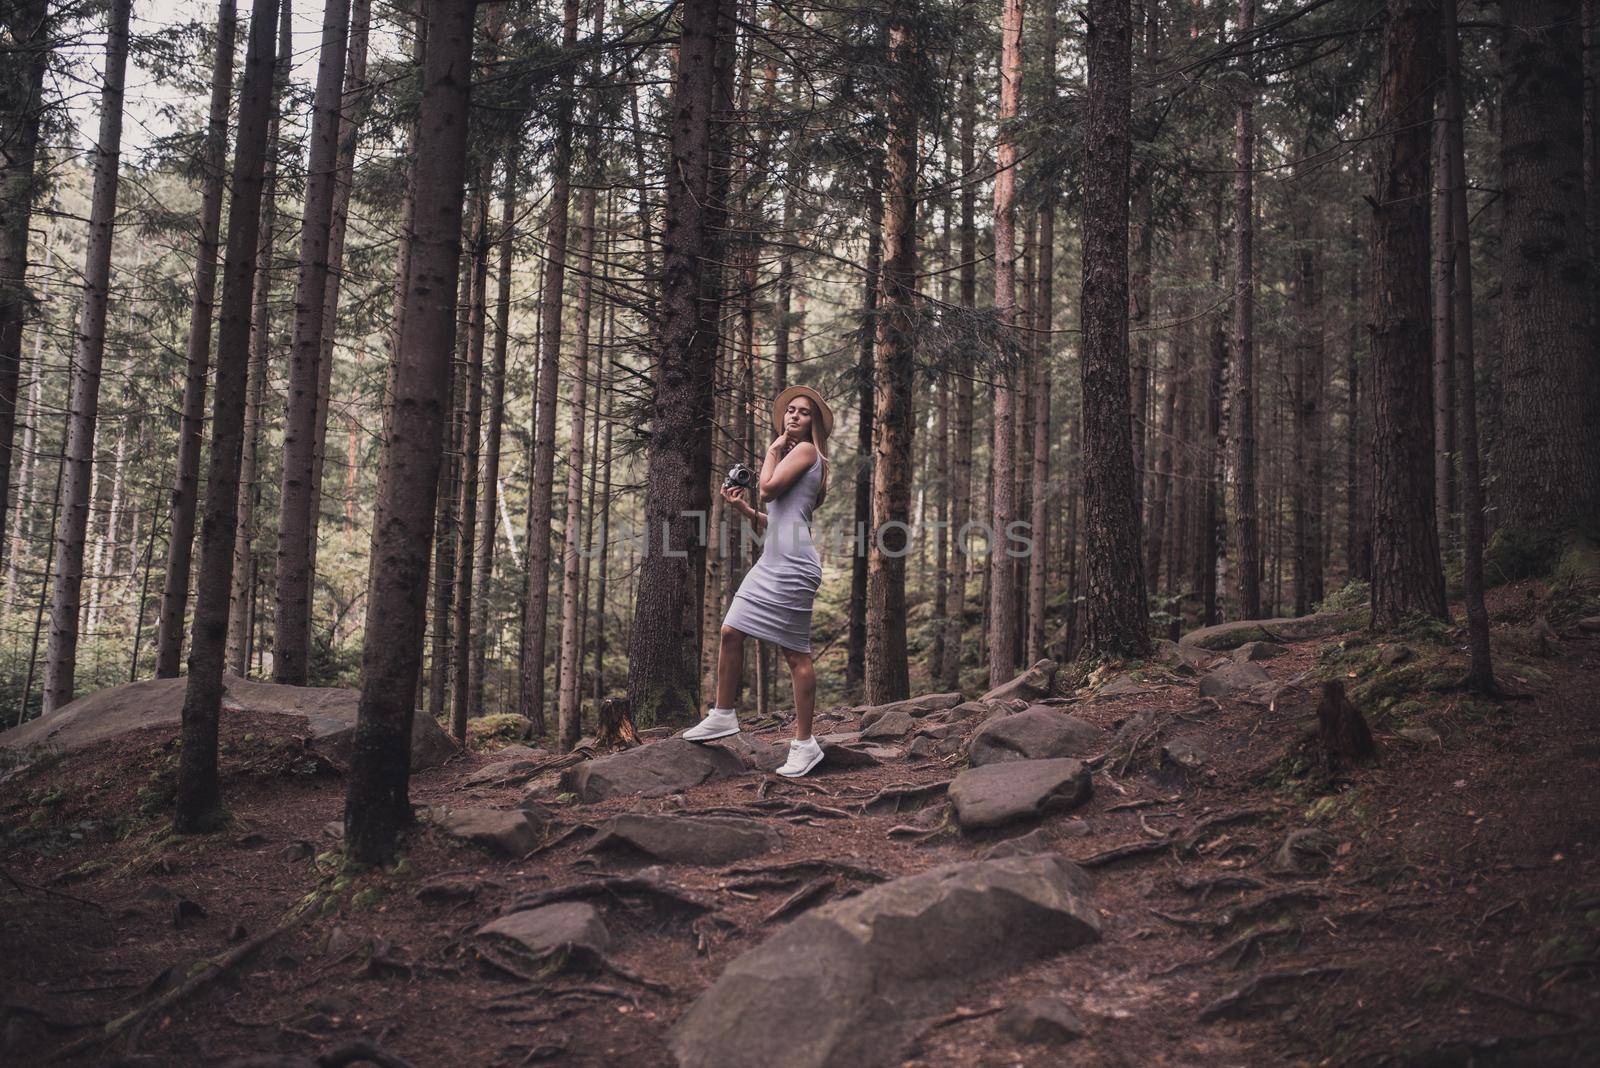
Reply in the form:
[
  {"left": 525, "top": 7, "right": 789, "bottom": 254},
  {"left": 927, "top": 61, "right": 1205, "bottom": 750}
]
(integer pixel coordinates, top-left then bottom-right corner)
[
  {"left": 715, "top": 625, "right": 746, "bottom": 709},
  {"left": 782, "top": 648, "right": 816, "bottom": 740}
]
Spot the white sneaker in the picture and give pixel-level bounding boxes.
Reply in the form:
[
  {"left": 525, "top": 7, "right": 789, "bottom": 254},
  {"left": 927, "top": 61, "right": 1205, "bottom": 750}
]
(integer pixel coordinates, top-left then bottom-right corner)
[
  {"left": 776, "top": 736, "right": 825, "bottom": 777},
  {"left": 683, "top": 708, "right": 741, "bottom": 742}
]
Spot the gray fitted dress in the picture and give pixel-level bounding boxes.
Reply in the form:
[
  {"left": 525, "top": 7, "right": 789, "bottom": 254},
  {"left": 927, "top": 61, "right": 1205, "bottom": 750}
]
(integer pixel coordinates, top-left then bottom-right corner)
[{"left": 722, "top": 452, "right": 824, "bottom": 653}]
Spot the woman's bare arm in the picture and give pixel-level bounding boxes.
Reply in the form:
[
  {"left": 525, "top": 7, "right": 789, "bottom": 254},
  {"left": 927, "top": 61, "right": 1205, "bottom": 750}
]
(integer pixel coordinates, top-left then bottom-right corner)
[{"left": 759, "top": 440, "right": 818, "bottom": 501}]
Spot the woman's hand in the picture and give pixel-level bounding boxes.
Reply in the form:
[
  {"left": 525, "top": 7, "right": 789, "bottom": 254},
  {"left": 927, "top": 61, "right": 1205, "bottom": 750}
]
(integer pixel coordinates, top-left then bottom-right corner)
[
  {"left": 720, "top": 483, "right": 753, "bottom": 516},
  {"left": 768, "top": 432, "right": 795, "bottom": 456}
]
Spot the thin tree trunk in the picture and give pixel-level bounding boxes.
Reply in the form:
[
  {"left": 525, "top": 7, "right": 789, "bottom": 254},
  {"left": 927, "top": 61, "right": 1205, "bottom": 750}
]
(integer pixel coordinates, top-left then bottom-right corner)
[
  {"left": 1292, "top": 165, "right": 1325, "bottom": 613},
  {"left": 154, "top": 0, "right": 238, "bottom": 678},
  {"left": 428, "top": 256, "right": 469, "bottom": 718},
  {"left": 173, "top": 0, "right": 280, "bottom": 831},
  {"left": 940, "top": 63, "right": 977, "bottom": 692},
  {"left": 521, "top": 0, "right": 580, "bottom": 734},
  {"left": 1370, "top": 0, "right": 1447, "bottom": 627},
  {"left": 227, "top": 0, "right": 291, "bottom": 676},
  {"left": 343, "top": 0, "right": 477, "bottom": 866},
  {"left": 272, "top": 0, "right": 351, "bottom": 684},
  {"left": 1028, "top": 199, "right": 1054, "bottom": 663},
  {"left": 1203, "top": 193, "right": 1227, "bottom": 625},
  {"left": 846, "top": 182, "right": 881, "bottom": 695},
  {"left": 1431, "top": 112, "right": 1457, "bottom": 554},
  {"left": 42, "top": 0, "right": 131, "bottom": 714},
  {"left": 1231, "top": 0, "right": 1260, "bottom": 619},
  {"left": 1345, "top": 205, "right": 1368, "bottom": 583},
  {"left": 1443, "top": 0, "right": 1493, "bottom": 690},
  {"left": 863, "top": 4, "right": 919, "bottom": 706},
  {"left": 451, "top": 185, "right": 489, "bottom": 741},
  {"left": 1147, "top": 343, "right": 1177, "bottom": 599},
  {"left": 988, "top": 0, "right": 1023, "bottom": 688},
  {"left": 557, "top": 137, "right": 601, "bottom": 751},
  {"left": 305, "top": 0, "right": 373, "bottom": 637},
  {"left": 592, "top": 307, "right": 615, "bottom": 710},
  {"left": 469, "top": 161, "right": 516, "bottom": 720}
]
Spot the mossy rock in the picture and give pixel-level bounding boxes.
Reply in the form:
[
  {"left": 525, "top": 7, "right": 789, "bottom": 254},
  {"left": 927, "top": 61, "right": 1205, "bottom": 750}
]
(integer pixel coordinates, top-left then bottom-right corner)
[{"left": 466, "top": 713, "right": 536, "bottom": 749}]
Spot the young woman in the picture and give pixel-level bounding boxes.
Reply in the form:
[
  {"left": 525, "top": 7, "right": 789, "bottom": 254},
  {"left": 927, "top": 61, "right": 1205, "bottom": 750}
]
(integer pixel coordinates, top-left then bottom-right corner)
[{"left": 683, "top": 385, "right": 833, "bottom": 777}]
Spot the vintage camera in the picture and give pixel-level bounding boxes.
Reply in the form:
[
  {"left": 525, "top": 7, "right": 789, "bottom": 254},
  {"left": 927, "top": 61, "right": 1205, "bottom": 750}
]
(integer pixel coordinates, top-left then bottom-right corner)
[{"left": 723, "top": 462, "right": 755, "bottom": 490}]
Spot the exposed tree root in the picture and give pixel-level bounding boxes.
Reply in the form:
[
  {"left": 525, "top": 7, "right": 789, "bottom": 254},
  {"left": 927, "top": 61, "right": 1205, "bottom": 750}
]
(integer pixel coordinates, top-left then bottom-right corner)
[
  {"left": 499, "top": 875, "right": 715, "bottom": 916},
  {"left": 52, "top": 918, "right": 302, "bottom": 1060}
]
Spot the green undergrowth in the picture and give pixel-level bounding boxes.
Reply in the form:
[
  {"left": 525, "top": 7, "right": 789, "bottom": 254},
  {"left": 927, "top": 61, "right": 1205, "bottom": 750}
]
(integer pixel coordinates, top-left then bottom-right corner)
[
  {"left": 295, "top": 849, "right": 413, "bottom": 920},
  {"left": 1316, "top": 579, "right": 1371, "bottom": 614},
  {"left": 1314, "top": 618, "right": 1506, "bottom": 732}
]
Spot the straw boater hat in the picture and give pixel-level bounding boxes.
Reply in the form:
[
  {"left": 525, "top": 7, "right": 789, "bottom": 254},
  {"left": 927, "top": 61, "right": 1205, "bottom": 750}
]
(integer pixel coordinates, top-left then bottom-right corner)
[{"left": 771, "top": 384, "right": 832, "bottom": 505}]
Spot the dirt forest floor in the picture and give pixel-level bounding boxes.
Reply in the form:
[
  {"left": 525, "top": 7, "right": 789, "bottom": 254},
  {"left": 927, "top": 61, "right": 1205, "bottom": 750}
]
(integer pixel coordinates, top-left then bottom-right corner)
[{"left": 4, "top": 584, "right": 1599, "bottom": 1067}]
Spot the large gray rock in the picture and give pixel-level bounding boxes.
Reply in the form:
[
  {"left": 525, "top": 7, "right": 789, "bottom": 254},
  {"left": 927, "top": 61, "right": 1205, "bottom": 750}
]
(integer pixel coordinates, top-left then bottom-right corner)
[
  {"left": 946, "top": 700, "right": 993, "bottom": 723},
  {"left": 669, "top": 854, "right": 1100, "bottom": 1068},
  {"left": 980, "top": 660, "right": 1058, "bottom": 704},
  {"left": 0, "top": 673, "right": 457, "bottom": 771},
  {"left": 477, "top": 902, "right": 610, "bottom": 961},
  {"left": 948, "top": 759, "right": 1092, "bottom": 831},
  {"left": 1198, "top": 660, "right": 1270, "bottom": 699},
  {"left": 859, "top": 709, "right": 916, "bottom": 740},
  {"left": 968, "top": 707, "right": 1107, "bottom": 766},
  {"left": 585, "top": 813, "right": 780, "bottom": 866},
  {"left": 560, "top": 738, "right": 754, "bottom": 802},
  {"left": 1178, "top": 610, "right": 1361, "bottom": 651},
  {"left": 856, "top": 692, "right": 964, "bottom": 731},
  {"left": 435, "top": 808, "right": 544, "bottom": 855}
]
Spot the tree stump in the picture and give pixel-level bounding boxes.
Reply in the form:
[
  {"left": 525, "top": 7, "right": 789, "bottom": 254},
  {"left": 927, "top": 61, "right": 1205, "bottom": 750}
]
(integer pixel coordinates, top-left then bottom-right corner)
[
  {"left": 1315, "top": 681, "right": 1376, "bottom": 770},
  {"left": 595, "top": 697, "right": 639, "bottom": 751}
]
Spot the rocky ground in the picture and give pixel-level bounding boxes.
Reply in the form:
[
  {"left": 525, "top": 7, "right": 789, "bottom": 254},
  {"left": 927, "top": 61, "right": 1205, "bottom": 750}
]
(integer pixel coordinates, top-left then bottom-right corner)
[{"left": 3, "top": 586, "right": 1599, "bottom": 1066}]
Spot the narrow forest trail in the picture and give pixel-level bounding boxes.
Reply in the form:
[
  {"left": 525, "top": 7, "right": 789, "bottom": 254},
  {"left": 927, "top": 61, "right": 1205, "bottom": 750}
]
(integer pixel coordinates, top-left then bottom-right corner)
[{"left": 3, "top": 592, "right": 1598, "bottom": 1066}]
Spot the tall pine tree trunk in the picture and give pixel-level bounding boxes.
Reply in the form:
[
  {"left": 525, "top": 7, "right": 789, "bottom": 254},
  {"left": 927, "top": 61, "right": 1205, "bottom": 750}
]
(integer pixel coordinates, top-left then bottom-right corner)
[
  {"left": 520, "top": 0, "right": 580, "bottom": 734},
  {"left": 450, "top": 186, "right": 489, "bottom": 740},
  {"left": 173, "top": 0, "right": 280, "bottom": 831},
  {"left": 626, "top": 0, "right": 726, "bottom": 727},
  {"left": 1369, "top": 0, "right": 1446, "bottom": 627},
  {"left": 1079, "top": 0, "right": 1150, "bottom": 658},
  {"left": 987, "top": 0, "right": 1023, "bottom": 687},
  {"left": 557, "top": 141, "right": 601, "bottom": 751},
  {"left": 1493, "top": 0, "right": 1598, "bottom": 551},
  {"left": 154, "top": 0, "right": 237, "bottom": 679},
  {"left": 227, "top": 0, "right": 291, "bottom": 675},
  {"left": 43, "top": 0, "right": 131, "bottom": 714},
  {"left": 1028, "top": 199, "right": 1054, "bottom": 663},
  {"left": 846, "top": 182, "right": 881, "bottom": 694},
  {"left": 863, "top": 4, "right": 920, "bottom": 705},
  {"left": 343, "top": 0, "right": 477, "bottom": 865},
  {"left": 1430, "top": 114, "right": 1457, "bottom": 553},
  {"left": 1231, "top": 0, "right": 1261, "bottom": 619},
  {"left": 1444, "top": 0, "right": 1493, "bottom": 690},
  {"left": 469, "top": 162, "right": 516, "bottom": 718},
  {"left": 428, "top": 256, "right": 469, "bottom": 718},
  {"left": 940, "top": 63, "right": 977, "bottom": 692},
  {"left": 305, "top": 0, "right": 372, "bottom": 634},
  {"left": 273, "top": 0, "right": 352, "bottom": 684}
]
